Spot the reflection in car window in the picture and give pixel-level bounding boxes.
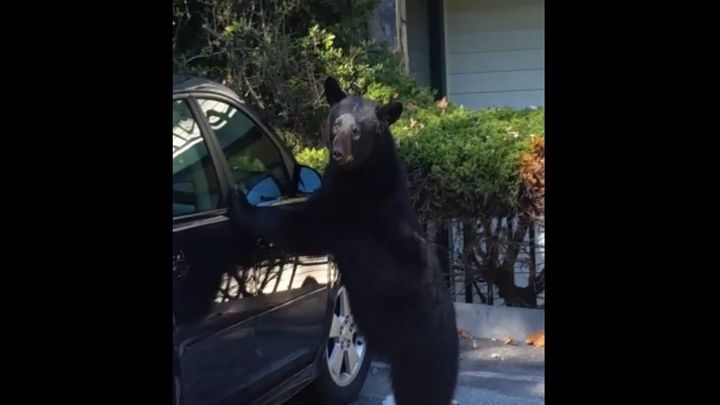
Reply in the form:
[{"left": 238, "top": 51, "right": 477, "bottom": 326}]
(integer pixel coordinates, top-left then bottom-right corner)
[
  {"left": 172, "top": 100, "right": 221, "bottom": 216},
  {"left": 197, "top": 99, "right": 289, "bottom": 204}
]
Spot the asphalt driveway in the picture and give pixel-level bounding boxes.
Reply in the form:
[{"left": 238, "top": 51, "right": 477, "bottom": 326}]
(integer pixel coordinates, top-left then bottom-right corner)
[{"left": 350, "top": 336, "right": 544, "bottom": 405}]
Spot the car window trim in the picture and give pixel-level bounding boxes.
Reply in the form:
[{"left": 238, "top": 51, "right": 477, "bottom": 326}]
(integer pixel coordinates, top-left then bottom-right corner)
[
  {"left": 172, "top": 96, "right": 231, "bottom": 224},
  {"left": 186, "top": 91, "right": 297, "bottom": 197}
]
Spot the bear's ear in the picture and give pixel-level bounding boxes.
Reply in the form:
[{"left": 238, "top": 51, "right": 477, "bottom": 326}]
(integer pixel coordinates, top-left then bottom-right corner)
[
  {"left": 324, "top": 76, "right": 346, "bottom": 106},
  {"left": 376, "top": 102, "right": 403, "bottom": 126}
]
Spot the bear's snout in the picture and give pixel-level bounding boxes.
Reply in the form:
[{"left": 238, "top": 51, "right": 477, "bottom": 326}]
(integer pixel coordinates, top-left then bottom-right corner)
[{"left": 332, "top": 134, "right": 349, "bottom": 162}]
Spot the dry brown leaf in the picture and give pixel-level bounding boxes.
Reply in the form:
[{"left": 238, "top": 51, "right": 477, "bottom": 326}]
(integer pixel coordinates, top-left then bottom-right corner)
[
  {"left": 436, "top": 96, "right": 448, "bottom": 111},
  {"left": 518, "top": 136, "right": 545, "bottom": 216},
  {"left": 458, "top": 328, "right": 470, "bottom": 339},
  {"left": 533, "top": 335, "right": 544, "bottom": 347},
  {"left": 525, "top": 331, "right": 545, "bottom": 347},
  {"left": 501, "top": 336, "right": 514, "bottom": 345}
]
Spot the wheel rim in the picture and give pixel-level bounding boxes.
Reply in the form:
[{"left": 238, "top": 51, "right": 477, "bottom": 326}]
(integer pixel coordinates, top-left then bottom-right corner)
[{"left": 326, "top": 286, "right": 366, "bottom": 387}]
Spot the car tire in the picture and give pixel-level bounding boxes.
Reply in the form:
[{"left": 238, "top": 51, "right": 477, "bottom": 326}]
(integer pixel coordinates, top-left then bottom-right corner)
[{"left": 311, "top": 286, "right": 373, "bottom": 404}]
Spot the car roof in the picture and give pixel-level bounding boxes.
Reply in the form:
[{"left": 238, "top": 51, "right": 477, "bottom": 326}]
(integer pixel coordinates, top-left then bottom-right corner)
[{"left": 172, "top": 75, "right": 240, "bottom": 101}]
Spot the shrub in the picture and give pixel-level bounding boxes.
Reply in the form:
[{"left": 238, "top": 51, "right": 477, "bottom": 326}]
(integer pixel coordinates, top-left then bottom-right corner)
[{"left": 394, "top": 105, "right": 544, "bottom": 220}]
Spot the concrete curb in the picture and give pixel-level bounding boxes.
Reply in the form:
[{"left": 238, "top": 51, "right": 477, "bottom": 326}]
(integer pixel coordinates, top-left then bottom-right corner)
[{"left": 454, "top": 303, "right": 544, "bottom": 342}]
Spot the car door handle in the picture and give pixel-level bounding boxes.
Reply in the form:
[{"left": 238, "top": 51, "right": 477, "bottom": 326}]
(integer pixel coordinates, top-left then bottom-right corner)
[
  {"left": 172, "top": 250, "right": 185, "bottom": 264},
  {"left": 255, "top": 237, "right": 275, "bottom": 249},
  {"left": 172, "top": 250, "right": 188, "bottom": 280}
]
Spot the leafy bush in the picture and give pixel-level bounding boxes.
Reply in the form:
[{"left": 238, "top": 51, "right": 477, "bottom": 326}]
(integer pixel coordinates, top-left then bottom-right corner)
[
  {"left": 294, "top": 145, "right": 329, "bottom": 172},
  {"left": 394, "top": 105, "right": 544, "bottom": 219}
]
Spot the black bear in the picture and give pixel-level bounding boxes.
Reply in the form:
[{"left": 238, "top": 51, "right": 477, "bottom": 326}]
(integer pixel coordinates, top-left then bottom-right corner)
[{"left": 229, "top": 77, "right": 459, "bottom": 405}]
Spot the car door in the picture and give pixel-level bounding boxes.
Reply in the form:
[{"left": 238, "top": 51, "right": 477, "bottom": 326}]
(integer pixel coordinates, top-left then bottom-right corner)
[
  {"left": 193, "top": 96, "right": 335, "bottom": 394},
  {"left": 173, "top": 98, "right": 267, "bottom": 405}
]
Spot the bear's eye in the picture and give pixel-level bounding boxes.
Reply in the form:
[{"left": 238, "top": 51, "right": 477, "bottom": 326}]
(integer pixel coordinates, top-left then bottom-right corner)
[{"left": 352, "top": 126, "right": 360, "bottom": 140}]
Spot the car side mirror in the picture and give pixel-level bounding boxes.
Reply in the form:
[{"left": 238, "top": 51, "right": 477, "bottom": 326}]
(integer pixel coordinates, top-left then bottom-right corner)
[
  {"left": 246, "top": 175, "right": 282, "bottom": 206},
  {"left": 296, "top": 165, "right": 322, "bottom": 194}
]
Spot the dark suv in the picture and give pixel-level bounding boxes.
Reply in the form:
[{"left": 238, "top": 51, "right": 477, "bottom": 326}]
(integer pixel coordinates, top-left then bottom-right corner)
[{"left": 173, "top": 75, "right": 371, "bottom": 405}]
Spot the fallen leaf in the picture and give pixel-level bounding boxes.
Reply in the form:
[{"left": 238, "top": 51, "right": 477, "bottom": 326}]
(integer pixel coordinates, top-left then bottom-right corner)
[
  {"left": 533, "top": 335, "right": 544, "bottom": 347},
  {"left": 501, "top": 336, "right": 514, "bottom": 345},
  {"left": 525, "top": 331, "right": 545, "bottom": 347},
  {"left": 436, "top": 96, "right": 448, "bottom": 111},
  {"left": 458, "top": 329, "right": 470, "bottom": 339}
]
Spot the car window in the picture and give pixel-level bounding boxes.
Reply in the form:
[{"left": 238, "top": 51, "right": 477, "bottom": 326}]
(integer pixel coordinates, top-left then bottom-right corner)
[
  {"left": 197, "top": 98, "right": 291, "bottom": 205},
  {"left": 173, "top": 100, "right": 222, "bottom": 217}
]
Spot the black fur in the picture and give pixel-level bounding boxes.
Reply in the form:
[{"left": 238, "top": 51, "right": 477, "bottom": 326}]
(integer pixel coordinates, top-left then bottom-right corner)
[{"left": 228, "top": 77, "right": 459, "bottom": 405}]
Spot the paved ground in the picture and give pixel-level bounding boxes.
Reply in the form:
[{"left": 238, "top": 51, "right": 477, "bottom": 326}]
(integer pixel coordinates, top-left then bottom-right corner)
[{"left": 350, "top": 337, "right": 544, "bottom": 405}]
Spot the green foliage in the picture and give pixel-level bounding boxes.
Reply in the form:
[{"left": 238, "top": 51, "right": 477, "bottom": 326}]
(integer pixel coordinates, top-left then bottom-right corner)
[
  {"left": 393, "top": 106, "right": 544, "bottom": 219},
  {"left": 295, "top": 146, "right": 329, "bottom": 173},
  {"left": 228, "top": 154, "right": 265, "bottom": 173}
]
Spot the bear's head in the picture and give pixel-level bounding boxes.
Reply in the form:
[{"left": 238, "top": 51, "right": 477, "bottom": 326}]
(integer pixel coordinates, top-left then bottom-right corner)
[{"left": 322, "top": 76, "right": 403, "bottom": 170}]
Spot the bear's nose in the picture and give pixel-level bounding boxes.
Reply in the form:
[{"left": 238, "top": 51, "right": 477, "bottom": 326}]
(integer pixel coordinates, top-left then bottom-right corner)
[
  {"left": 332, "top": 149, "right": 344, "bottom": 161},
  {"left": 332, "top": 134, "right": 346, "bottom": 162}
]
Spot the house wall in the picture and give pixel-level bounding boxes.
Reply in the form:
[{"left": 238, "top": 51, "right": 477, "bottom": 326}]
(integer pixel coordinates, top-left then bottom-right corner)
[
  {"left": 444, "top": 0, "right": 544, "bottom": 109},
  {"left": 406, "top": 0, "right": 431, "bottom": 87}
]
